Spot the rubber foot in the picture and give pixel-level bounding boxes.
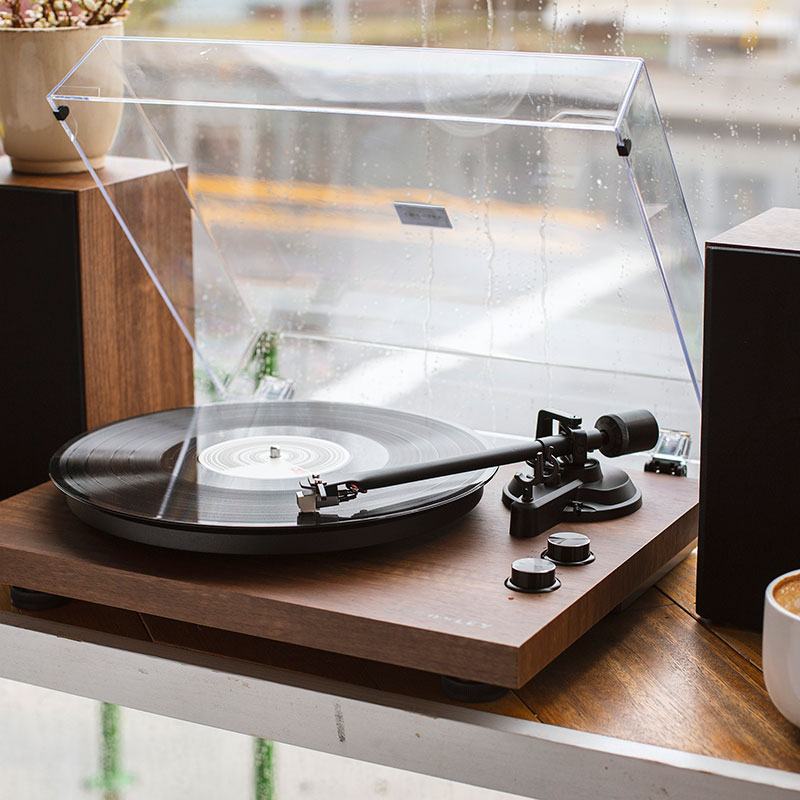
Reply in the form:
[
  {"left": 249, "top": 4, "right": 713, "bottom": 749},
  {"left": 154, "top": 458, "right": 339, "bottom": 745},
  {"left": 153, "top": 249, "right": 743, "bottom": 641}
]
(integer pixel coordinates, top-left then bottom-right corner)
[
  {"left": 10, "top": 586, "right": 71, "bottom": 611},
  {"left": 440, "top": 675, "right": 508, "bottom": 703}
]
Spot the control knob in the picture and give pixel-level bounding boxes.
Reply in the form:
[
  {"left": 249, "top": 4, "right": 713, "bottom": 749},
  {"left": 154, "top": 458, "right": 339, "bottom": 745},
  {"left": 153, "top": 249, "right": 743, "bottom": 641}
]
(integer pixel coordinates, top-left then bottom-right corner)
[
  {"left": 543, "top": 531, "right": 595, "bottom": 565},
  {"left": 505, "top": 557, "right": 560, "bottom": 593}
]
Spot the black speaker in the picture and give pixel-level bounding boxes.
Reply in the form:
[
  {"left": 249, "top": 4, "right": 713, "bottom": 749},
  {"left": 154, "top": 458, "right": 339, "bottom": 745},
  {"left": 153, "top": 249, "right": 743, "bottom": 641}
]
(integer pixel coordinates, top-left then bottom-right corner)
[
  {"left": 697, "top": 207, "right": 800, "bottom": 629},
  {"left": 0, "top": 182, "right": 85, "bottom": 501}
]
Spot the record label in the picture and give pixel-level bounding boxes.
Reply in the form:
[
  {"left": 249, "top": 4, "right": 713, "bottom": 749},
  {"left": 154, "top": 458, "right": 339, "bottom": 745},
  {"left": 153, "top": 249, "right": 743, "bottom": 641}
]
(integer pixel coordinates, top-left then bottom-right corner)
[{"left": 197, "top": 435, "right": 352, "bottom": 480}]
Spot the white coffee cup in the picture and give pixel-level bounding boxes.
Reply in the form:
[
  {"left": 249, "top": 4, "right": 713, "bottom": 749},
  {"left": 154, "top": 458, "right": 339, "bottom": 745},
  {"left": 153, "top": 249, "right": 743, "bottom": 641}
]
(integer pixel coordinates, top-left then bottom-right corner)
[{"left": 763, "top": 568, "right": 800, "bottom": 727}]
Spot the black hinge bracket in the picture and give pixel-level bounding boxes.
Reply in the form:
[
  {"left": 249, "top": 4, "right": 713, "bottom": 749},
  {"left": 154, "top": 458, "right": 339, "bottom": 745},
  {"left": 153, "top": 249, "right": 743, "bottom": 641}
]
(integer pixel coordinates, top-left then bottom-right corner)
[{"left": 616, "top": 137, "right": 632, "bottom": 157}]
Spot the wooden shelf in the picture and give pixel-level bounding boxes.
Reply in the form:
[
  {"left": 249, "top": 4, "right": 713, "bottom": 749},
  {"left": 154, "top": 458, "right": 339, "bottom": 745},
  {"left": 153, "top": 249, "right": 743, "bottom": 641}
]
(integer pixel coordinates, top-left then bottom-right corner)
[{"left": 2, "top": 548, "right": 799, "bottom": 777}]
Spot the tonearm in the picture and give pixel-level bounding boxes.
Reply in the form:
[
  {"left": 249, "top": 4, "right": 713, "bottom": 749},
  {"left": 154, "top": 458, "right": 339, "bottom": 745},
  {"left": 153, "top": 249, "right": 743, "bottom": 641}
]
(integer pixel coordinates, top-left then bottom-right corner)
[{"left": 296, "top": 408, "right": 659, "bottom": 537}]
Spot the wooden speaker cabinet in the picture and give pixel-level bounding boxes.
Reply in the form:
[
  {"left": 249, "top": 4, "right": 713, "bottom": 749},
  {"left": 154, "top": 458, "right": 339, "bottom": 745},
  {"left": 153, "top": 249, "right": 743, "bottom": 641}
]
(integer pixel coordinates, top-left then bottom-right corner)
[
  {"left": 0, "top": 156, "right": 193, "bottom": 501},
  {"left": 697, "top": 207, "right": 800, "bottom": 628}
]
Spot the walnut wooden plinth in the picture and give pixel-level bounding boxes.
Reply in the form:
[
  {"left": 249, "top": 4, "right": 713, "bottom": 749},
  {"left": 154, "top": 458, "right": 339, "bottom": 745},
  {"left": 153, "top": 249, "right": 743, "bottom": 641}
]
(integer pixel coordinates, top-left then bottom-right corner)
[
  {"left": 0, "top": 467, "right": 697, "bottom": 687},
  {"left": 0, "top": 156, "right": 193, "bottom": 500}
]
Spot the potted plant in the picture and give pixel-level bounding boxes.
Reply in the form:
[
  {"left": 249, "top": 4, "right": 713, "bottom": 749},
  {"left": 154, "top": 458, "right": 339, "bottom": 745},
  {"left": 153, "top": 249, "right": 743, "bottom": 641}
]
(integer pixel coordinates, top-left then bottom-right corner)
[{"left": 0, "top": 1, "right": 134, "bottom": 173}]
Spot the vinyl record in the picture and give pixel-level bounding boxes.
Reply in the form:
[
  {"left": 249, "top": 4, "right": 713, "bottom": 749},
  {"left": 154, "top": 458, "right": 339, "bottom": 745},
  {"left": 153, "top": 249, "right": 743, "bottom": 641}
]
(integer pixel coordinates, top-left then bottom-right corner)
[{"left": 50, "top": 401, "right": 496, "bottom": 554}]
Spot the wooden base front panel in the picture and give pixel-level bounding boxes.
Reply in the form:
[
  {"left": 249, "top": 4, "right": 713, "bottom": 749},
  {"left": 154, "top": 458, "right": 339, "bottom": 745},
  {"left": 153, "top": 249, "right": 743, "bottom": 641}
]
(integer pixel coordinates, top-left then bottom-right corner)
[{"left": 0, "top": 467, "right": 697, "bottom": 687}]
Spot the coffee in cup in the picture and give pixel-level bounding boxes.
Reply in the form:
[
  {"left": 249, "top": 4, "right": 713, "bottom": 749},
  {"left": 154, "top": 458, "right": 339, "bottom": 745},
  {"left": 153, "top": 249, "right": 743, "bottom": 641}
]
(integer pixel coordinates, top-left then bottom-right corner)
[
  {"left": 773, "top": 574, "right": 800, "bottom": 617},
  {"left": 763, "top": 568, "right": 800, "bottom": 727}
]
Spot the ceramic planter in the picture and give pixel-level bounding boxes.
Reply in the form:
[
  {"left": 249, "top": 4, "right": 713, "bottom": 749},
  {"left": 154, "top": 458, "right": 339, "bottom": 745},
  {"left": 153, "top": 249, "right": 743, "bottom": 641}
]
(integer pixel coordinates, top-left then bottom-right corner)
[{"left": 0, "top": 20, "right": 123, "bottom": 174}]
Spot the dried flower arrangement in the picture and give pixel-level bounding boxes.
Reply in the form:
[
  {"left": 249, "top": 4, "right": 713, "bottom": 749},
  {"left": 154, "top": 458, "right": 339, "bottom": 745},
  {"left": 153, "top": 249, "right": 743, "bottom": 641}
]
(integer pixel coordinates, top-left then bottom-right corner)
[{"left": 0, "top": 0, "right": 137, "bottom": 28}]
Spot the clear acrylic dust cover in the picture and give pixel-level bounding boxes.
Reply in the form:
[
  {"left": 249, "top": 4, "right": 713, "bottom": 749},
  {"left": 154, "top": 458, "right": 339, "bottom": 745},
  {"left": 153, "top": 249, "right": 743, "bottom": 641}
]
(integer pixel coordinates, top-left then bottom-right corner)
[{"left": 48, "top": 39, "right": 704, "bottom": 447}]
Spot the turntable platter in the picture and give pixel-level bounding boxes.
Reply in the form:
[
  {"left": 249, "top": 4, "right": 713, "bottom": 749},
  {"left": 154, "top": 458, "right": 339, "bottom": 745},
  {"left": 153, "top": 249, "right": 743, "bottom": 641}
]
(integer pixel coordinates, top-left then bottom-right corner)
[{"left": 50, "top": 402, "right": 496, "bottom": 554}]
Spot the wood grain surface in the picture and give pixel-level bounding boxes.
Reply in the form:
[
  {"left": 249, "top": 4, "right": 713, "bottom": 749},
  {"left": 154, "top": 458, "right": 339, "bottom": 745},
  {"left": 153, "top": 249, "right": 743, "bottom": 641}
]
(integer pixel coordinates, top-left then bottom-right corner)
[
  {"left": 0, "top": 155, "right": 178, "bottom": 191},
  {"left": 0, "top": 584, "right": 12, "bottom": 613},
  {"left": 76, "top": 162, "right": 195, "bottom": 428},
  {"left": 0, "top": 466, "right": 697, "bottom": 687},
  {"left": 658, "top": 548, "right": 764, "bottom": 669},
  {"left": 517, "top": 587, "right": 800, "bottom": 770}
]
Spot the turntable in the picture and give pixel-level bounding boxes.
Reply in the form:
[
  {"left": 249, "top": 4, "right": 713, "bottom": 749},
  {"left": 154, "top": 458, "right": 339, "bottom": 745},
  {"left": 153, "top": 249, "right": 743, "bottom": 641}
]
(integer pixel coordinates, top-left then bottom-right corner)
[{"left": 0, "top": 41, "right": 702, "bottom": 691}]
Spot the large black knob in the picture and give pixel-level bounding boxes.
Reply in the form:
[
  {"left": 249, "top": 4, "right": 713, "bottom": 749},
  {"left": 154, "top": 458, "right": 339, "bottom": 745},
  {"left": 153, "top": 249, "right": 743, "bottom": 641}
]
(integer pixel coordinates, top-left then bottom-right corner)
[
  {"left": 505, "top": 557, "right": 560, "bottom": 593},
  {"left": 595, "top": 409, "right": 659, "bottom": 457},
  {"left": 543, "top": 531, "right": 594, "bottom": 565}
]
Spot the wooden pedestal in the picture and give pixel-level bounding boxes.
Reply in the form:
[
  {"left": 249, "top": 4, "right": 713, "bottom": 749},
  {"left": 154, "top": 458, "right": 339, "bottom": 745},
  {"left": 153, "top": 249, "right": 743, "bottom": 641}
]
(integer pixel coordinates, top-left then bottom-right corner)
[{"left": 0, "top": 156, "right": 193, "bottom": 500}]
